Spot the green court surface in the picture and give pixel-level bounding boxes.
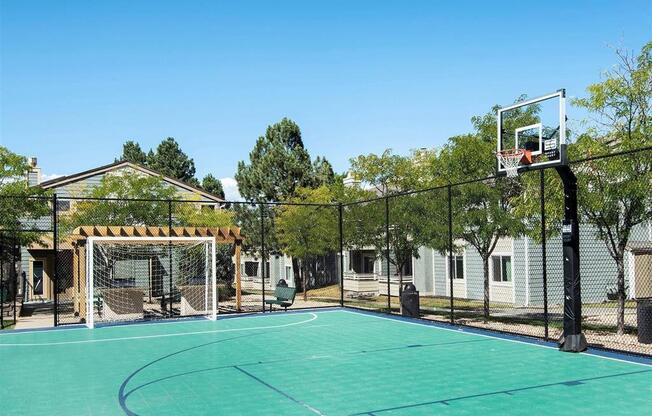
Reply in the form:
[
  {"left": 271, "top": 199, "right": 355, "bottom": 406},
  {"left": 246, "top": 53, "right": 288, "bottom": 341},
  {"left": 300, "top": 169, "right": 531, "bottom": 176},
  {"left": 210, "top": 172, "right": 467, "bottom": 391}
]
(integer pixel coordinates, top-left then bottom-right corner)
[{"left": 1, "top": 309, "right": 650, "bottom": 415}]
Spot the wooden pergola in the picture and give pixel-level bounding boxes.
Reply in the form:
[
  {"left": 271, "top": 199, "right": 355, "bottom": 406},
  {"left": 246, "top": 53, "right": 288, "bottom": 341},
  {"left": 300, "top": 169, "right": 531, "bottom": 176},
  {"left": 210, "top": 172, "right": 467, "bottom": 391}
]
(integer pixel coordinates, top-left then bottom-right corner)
[{"left": 67, "top": 225, "right": 246, "bottom": 317}]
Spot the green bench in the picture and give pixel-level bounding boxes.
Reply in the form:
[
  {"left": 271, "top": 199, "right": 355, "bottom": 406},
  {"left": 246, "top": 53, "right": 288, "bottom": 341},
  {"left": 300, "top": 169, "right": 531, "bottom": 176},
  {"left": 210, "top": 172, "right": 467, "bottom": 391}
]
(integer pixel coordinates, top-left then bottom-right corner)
[{"left": 264, "top": 285, "right": 297, "bottom": 312}]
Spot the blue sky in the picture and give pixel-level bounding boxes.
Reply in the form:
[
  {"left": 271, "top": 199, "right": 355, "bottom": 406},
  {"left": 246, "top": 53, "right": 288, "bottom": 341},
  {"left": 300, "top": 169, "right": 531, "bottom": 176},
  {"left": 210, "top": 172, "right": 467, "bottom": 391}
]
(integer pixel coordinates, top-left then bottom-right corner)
[{"left": 1, "top": 1, "right": 650, "bottom": 199}]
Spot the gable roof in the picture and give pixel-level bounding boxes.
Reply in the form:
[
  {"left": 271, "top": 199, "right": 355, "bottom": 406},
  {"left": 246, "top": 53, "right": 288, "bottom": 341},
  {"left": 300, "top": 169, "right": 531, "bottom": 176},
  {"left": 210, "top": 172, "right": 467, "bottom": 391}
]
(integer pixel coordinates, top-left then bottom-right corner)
[{"left": 39, "top": 160, "right": 224, "bottom": 202}]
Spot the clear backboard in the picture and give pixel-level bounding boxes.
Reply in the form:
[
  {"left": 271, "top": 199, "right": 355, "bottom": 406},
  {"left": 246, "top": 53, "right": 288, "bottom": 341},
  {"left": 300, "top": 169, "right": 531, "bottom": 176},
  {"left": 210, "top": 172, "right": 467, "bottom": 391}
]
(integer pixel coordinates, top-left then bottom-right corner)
[{"left": 497, "top": 89, "right": 566, "bottom": 176}]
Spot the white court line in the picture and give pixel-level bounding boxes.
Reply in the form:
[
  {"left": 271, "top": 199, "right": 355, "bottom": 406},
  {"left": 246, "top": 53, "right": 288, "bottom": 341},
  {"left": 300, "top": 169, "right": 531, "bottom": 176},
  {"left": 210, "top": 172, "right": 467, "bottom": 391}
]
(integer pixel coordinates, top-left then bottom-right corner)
[
  {"left": 0, "top": 309, "right": 339, "bottom": 337},
  {"left": 341, "top": 310, "right": 652, "bottom": 368},
  {"left": 0, "top": 313, "right": 318, "bottom": 347}
]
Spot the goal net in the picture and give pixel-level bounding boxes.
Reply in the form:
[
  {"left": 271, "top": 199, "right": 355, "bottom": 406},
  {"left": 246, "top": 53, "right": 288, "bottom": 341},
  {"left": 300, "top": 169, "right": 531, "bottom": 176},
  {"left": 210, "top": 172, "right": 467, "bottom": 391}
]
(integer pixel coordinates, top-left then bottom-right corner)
[{"left": 85, "top": 237, "right": 216, "bottom": 328}]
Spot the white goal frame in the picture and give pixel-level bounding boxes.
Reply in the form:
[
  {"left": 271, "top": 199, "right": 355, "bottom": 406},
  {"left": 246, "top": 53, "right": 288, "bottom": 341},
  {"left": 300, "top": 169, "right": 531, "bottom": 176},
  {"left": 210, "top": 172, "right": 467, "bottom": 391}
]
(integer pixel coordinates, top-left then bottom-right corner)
[{"left": 85, "top": 236, "right": 217, "bottom": 328}]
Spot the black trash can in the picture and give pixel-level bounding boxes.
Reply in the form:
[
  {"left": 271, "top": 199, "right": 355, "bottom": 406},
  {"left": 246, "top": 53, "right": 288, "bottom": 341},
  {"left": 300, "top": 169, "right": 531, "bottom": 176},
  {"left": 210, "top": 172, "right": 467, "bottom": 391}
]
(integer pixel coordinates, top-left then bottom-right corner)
[
  {"left": 401, "top": 283, "right": 420, "bottom": 318},
  {"left": 637, "top": 298, "right": 652, "bottom": 344}
]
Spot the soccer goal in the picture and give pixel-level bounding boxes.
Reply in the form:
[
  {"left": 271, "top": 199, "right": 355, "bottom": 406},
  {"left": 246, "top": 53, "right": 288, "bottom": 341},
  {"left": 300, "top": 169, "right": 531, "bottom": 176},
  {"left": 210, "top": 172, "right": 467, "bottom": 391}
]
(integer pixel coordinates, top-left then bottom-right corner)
[{"left": 85, "top": 237, "right": 217, "bottom": 328}]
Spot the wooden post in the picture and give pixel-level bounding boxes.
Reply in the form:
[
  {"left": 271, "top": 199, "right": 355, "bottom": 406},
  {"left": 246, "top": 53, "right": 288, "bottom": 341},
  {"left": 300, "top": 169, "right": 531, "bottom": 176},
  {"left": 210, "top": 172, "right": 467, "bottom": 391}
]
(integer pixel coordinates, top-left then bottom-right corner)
[
  {"left": 235, "top": 242, "right": 242, "bottom": 311},
  {"left": 78, "top": 244, "right": 87, "bottom": 320}
]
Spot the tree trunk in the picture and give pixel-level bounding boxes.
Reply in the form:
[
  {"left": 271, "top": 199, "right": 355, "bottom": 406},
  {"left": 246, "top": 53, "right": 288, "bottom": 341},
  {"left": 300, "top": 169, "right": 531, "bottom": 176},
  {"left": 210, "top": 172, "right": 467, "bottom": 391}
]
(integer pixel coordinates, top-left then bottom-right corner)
[
  {"left": 302, "top": 262, "right": 308, "bottom": 302},
  {"left": 483, "top": 256, "right": 490, "bottom": 323},
  {"left": 292, "top": 258, "right": 301, "bottom": 289},
  {"left": 398, "top": 269, "right": 404, "bottom": 314},
  {"left": 616, "top": 256, "right": 626, "bottom": 335}
]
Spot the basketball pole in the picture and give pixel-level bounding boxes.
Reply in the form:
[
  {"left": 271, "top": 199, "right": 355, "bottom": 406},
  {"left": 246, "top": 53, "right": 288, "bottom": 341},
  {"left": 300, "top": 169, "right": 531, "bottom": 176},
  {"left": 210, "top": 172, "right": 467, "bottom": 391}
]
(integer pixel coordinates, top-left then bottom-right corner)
[{"left": 555, "top": 161, "right": 587, "bottom": 352}]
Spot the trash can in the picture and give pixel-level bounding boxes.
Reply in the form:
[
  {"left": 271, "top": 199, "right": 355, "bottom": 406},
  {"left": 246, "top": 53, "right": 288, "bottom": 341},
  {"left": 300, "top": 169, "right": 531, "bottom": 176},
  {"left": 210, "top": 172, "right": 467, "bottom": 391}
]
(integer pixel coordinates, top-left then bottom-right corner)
[
  {"left": 276, "top": 279, "right": 288, "bottom": 288},
  {"left": 637, "top": 298, "right": 652, "bottom": 344},
  {"left": 401, "top": 283, "right": 420, "bottom": 318}
]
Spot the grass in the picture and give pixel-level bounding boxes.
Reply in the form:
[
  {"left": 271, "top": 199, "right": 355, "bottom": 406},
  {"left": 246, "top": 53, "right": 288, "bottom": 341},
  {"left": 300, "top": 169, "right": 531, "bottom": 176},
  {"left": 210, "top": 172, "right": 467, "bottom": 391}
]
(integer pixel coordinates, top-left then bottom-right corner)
[
  {"left": 304, "top": 285, "right": 640, "bottom": 335},
  {"left": 0, "top": 319, "right": 16, "bottom": 330}
]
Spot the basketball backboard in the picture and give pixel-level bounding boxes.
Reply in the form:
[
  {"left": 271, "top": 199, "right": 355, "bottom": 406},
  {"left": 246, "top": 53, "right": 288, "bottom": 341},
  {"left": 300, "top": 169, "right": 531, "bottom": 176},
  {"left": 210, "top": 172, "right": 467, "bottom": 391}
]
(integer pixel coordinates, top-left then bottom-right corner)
[{"left": 497, "top": 89, "right": 567, "bottom": 175}]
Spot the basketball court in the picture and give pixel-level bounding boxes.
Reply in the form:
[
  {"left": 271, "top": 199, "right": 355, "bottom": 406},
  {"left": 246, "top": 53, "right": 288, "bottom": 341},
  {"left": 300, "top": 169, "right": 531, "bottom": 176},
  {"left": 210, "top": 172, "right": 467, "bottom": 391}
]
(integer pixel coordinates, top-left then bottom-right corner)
[{"left": 1, "top": 309, "right": 650, "bottom": 415}]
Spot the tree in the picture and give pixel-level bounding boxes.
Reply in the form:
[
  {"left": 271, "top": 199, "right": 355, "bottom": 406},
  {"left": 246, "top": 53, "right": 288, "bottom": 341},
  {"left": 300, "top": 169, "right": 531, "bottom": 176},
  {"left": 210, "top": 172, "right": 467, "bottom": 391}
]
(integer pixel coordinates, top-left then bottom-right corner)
[
  {"left": 348, "top": 150, "right": 424, "bottom": 307},
  {"left": 147, "top": 138, "right": 199, "bottom": 186},
  {"left": 236, "top": 118, "right": 314, "bottom": 203},
  {"left": 201, "top": 174, "right": 225, "bottom": 199},
  {"left": 430, "top": 131, "right": 523, "bottom": 321},
  {"left": 0, "top": 147, "right": 51, "bottom": 247},
  {"left": 311, "top": 157, "right": 336, "bottom": 187},
  {"left": 570, "top": 42, "right": 652, "bottom": 335},
  {"left": 59, "top": 171, "right": 232, "bottom": 234},
  {"left": 275, "top": 186, "right": 339, "bottom": 300},
  {"left": 234, "top": 118, "right": 335, "bottom": 260},
  {"left": 117, "top": 141, "right": 147, "bottom": 165}
]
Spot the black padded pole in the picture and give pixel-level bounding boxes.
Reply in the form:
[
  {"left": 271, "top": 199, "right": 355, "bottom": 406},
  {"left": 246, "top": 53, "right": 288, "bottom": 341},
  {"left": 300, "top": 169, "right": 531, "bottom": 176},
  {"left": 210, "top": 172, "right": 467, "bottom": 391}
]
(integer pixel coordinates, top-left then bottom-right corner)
[
  {"left": 540, "top": 170, "right": 549, "bottom": 341},
  {"left": 556, "top": 165, "right": 587, "bottom": 352}
]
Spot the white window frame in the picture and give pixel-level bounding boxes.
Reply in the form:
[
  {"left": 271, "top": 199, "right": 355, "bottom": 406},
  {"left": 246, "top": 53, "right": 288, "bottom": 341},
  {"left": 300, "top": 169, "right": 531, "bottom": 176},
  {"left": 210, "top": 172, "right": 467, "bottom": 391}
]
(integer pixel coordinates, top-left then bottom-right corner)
[
  {"left": 444, "top": 249, "right": 467, "bottom": 298},
  {"left": 490, "top": 254, "right": 513, "bottom": 283},
  {"left": 85, "top": 236, "right": 217, "bottom": 329}
]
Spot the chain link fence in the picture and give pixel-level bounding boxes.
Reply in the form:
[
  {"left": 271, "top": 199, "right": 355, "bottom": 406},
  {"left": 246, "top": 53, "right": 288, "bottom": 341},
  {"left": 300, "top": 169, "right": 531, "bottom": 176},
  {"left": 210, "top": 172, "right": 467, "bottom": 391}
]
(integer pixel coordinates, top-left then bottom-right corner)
[{"left": 2, "top": 148, "right": 651, "bottom": 357}]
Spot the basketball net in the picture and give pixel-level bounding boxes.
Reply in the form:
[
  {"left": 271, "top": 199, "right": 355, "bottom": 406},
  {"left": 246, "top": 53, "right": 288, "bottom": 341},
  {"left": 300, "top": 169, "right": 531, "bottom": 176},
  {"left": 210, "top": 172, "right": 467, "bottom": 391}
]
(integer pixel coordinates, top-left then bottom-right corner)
[{"left": 497, "top": 149, "right": 525, "bottom": 178}]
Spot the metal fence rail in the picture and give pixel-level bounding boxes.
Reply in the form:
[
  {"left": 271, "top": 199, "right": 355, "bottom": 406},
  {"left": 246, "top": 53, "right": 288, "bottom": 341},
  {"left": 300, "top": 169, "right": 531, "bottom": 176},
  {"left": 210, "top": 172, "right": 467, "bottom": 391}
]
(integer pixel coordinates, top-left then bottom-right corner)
[{"left": 1, "top": 147, "right": 651, "bottom": 357}]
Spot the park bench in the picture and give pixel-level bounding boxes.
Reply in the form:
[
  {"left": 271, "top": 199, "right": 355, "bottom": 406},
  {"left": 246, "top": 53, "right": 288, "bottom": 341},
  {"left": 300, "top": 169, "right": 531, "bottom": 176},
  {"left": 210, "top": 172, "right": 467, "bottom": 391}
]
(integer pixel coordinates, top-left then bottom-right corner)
[{"left": 264, "top": 285, "right": 297, "bottom": 312}]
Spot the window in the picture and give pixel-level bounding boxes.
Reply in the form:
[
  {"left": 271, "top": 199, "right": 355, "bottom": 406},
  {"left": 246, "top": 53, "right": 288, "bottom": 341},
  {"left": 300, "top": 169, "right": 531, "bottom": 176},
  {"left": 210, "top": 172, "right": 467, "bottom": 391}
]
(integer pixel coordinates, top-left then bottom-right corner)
[
  {"left": 244, "top": 261, "right": 258, "bottom": 277},
  {"left": 448, "top": 255, "right": 464, "bottom": 279},
  {"left": 285, "top": 266, "right": 292, "bottom": 280},
  {"left": 350, "top": 250, "right": 375, "bottom": 274},
  {"left": 32, "top": 261, "right": 44, "bottom": 295},
  {"left": 492, "top": 255, "right": 512, "bottom": 282},
  {"left": 362, "top": 255, "right": 375, "bottom": 274},
  {"left": 397, "top": 260, "right": 412, "bottom": 276},
  {"left": 56, "top": 200, "right": 71, "bottom": 212}
]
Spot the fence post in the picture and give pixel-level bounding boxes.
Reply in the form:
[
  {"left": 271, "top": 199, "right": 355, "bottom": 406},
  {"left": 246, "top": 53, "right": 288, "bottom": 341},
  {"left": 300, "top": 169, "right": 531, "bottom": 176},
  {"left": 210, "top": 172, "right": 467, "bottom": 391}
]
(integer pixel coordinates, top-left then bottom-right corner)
[
  {"left": 385, "top": 197, "right": 391, "bottom": 312},
  {"left": 448, "top": 185, "right": 454, "bottom": 324},
  {"left": 260, "top": 204, "right": 266, "bottom": 312},
  {"left": 12, "top": 235, "right": 17, "bottom": 324},
  {"left": 168, "top": 199, "right": 173, "bottom": 316},
  {"left": 1, "top": 233, "right": 4, "bottom": 329},
  {"left": 540, "top": 170, "right": 549, "bottom": 340},
  {"left": 53, "top": 193, "right": 58, "bottom": 326},
  {"left": 338, "top": 203, "right": 344, "bottom": 307}
]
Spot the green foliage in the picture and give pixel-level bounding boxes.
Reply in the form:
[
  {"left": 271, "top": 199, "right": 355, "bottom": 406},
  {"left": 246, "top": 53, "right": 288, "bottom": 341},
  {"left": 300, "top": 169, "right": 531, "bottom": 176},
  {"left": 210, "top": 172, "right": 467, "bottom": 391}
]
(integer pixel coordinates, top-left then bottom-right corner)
[
  {"left": 275, "top": 186, "right": 338, "bottom": 259},
  {"left": 311, "top": 157, "right": 336, "bottom": 187},
  {"left": 59, "top": 172, "right": 176, "bottom": 234},
  {"left": 349, "top": 149, "right": 419, "bottom": 194},
  {"left": 347, "top": 151, "right": 425, "bottom": 282},
  {"left": 117, "top": 140, "right": 147, "bottom": 164},
  {"left": 59, "top": 172, "right": 233, "bottom": 235},
  {"left": 116, "top": 137, "right": 200, "bottom": 186},
  {"left": 201, "top": 174, "right": 225, "bottom": 199},
  {"left": 234, "top": 118, "right": 336, "bottom": 255},
  {"left": 174, "top": 199, "right": 234, "bottom": 228},
  {"left": 0, "top": 147, "right": 51, "bottom": 246},
  {"left": 235, "top": 118, "right": 314, "bottom": 202},
  {"left": 147, "top": 138, "right": 198, "bottom": 186},
  {"left": 566, "top": 42, "right": 650, "bottom": 334},
  {"left": 275, "top": 186, "right": 338, "bottom": 297}
]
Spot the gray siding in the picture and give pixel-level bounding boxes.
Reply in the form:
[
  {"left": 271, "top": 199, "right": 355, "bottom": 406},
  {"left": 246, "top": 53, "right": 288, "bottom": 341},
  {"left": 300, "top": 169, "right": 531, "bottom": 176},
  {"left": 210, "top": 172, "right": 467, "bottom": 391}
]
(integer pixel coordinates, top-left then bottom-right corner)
[
  {"left": 413, "top": 247, "right": 433, "bottom": 294},
  {"left": 433, "top": 251, "right": 447, "bottom": 296},
  {"left": 464, "top": 246, "right": 484, "bottom": 301},
  {"left": 513, "top": 238, "right": 527, "bottom": 306}
]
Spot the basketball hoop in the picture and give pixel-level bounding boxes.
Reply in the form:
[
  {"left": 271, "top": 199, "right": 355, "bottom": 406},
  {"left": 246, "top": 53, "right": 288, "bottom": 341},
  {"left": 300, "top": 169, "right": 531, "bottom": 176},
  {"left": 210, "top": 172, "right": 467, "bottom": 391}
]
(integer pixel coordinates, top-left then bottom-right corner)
[{"left": 497, "top": 149, "right": 525, "bottom": 178}]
